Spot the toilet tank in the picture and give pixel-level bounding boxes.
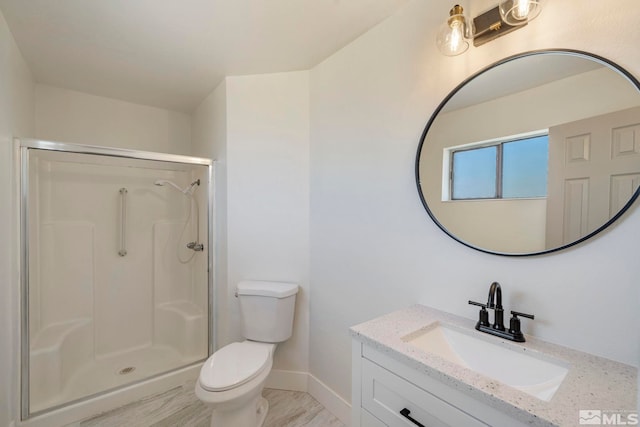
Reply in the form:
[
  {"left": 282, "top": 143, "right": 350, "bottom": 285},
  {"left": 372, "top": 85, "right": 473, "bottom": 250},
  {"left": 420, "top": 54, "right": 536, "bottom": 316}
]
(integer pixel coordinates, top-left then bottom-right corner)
[{"left": 236, "top": 281, "right": 299, "bottom": 343}]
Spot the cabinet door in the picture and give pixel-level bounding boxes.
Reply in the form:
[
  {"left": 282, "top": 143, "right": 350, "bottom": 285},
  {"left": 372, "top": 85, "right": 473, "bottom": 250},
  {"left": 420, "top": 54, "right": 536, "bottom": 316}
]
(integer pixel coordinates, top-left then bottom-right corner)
[
  {"left": 361, "top": 409, "right": 387, "bottom": 427},
  {"left": 362, "top": 359, "right": 489, "bottom": 427}
]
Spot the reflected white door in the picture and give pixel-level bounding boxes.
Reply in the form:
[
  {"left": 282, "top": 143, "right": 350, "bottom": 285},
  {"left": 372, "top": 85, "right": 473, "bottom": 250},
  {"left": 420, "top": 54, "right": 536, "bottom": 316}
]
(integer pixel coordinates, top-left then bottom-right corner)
[{"left": 546, "top": 106, "right": 640, "bottom": 248}]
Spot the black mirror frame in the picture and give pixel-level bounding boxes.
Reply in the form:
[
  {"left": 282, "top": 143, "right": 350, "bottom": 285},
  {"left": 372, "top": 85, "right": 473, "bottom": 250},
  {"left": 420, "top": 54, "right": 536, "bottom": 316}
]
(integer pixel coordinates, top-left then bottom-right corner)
[{"left": 415, "top": 49, "right": 640, "bottom": 256}]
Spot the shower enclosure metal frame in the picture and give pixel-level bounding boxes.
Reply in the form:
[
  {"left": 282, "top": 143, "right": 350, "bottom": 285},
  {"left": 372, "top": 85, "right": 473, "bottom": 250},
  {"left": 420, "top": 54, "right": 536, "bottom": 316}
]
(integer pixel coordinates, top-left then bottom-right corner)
[{"left": 17, "top": 138, "right": 215, "bottom": 420}]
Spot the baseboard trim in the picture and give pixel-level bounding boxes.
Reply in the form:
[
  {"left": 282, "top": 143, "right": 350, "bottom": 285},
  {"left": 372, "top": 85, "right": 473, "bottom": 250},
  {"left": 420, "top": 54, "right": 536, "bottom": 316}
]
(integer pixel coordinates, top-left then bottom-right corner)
[
  {"left": 265, "top": 369, "right": 309, "bottom": 392},
  {"left": 265, "top": 370, "right": 351, "bottom": 426},
  {"left": 308, "top": 374, "right": 351, "bottom": 427}
]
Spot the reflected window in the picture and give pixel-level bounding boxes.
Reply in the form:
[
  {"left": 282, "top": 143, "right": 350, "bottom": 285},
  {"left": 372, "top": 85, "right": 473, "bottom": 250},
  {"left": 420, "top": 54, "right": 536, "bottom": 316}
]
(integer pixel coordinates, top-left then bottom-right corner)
[
  {"left": 451, "top": 134, "right": 548, "bottom": 200},
  {"left": 452, "top": 146, "right": 497, "bottom": 198}
]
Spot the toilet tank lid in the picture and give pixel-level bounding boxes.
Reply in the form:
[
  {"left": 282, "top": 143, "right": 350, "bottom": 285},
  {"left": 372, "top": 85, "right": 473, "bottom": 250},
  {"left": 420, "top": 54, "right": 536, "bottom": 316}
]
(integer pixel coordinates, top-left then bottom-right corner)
[{"left": 237, "top": 281, "right": 299, "bottom": 298}]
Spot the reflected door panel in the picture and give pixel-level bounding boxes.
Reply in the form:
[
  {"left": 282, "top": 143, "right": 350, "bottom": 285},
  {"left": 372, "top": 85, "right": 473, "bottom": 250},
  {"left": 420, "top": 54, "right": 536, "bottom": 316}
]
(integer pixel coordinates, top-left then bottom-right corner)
[{"left": 546, "top": 106, "right": 640, "bottom": 247}]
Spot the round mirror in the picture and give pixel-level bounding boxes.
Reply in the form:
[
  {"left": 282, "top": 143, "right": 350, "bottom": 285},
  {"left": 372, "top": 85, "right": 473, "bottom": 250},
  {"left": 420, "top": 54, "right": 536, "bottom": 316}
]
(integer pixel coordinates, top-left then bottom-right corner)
[{"left": 416, "top": 50, "right": 640, "bottom": 256}]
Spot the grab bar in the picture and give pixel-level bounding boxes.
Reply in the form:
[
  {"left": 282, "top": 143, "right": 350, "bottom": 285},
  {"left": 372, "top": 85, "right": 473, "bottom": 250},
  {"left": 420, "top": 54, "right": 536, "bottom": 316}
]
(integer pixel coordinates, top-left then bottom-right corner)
[{"left": 118, "top": 188, "right": 127, "bottom": 256}]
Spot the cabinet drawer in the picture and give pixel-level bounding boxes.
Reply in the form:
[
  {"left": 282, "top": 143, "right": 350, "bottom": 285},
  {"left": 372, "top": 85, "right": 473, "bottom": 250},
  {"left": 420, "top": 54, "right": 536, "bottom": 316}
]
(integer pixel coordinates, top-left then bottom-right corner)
[
  {"left": 362, "top": 358, "right": 488, "bottom": 427},
  {"left": 361, "top": 408, "right": 387, "bottom": 427}
]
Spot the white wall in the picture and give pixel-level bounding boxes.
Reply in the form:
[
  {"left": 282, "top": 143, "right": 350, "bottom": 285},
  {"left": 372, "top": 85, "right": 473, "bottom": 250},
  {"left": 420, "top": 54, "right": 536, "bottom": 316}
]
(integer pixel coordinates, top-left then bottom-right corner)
[
  {"left": 192, "top": 81, "right": 229, "bottom": 349},
  {"left": 309, "top": 0, "right": 640, "bottom": 404},
  {"left": 225, "top": 72, "right": 310, "bottom": 377},
  {"left": 193, "top": 72, "right": 310, "bottom": 381},
  {"left": 35, "top": 84, "right": 192, "bottom": 155},
  {"left": 0, "top": 9, "right": 34, "bottom": 426}
]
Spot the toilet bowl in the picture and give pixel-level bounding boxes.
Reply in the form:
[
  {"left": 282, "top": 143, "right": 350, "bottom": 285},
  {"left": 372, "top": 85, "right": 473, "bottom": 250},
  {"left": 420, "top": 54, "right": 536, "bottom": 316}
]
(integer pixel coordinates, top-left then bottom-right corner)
[
  {"left": 195, "top": 341, "right": 275, "bottom": 427},
  {"left": 196, "top": 280, "right": 298, "bottom": 427}
]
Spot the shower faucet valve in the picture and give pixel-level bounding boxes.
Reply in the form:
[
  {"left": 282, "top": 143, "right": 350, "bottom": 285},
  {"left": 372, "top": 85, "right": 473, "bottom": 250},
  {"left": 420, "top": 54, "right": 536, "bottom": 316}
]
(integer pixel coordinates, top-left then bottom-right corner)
[{"left": 187, "top": 242, "right": 204, "bottom": 252}]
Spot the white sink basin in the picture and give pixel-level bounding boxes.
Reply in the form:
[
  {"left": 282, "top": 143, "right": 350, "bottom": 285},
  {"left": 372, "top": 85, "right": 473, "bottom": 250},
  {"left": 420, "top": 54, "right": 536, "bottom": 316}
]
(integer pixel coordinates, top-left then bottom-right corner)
[{"left": 402, "top": 323, "right": 569, "bottom": 402}]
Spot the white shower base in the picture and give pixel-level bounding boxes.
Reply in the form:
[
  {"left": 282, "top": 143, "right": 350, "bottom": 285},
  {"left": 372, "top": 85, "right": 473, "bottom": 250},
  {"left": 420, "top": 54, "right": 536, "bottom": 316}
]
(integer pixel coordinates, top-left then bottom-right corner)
[
  {"left": 23, "top": 364, "right": 202, "bottom": 427},
  {"left": 31, "top": 344, "right": 197, "bottom": 413}
]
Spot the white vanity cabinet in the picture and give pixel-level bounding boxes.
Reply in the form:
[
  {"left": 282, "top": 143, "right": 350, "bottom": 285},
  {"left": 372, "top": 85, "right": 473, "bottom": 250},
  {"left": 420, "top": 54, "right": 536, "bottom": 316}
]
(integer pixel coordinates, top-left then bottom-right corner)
[
  {"left": 351, "top": 305, "right": 637, "bottom": 427},
  {"left": 352, "top": 340, "right": 531, "bottom": 427}
]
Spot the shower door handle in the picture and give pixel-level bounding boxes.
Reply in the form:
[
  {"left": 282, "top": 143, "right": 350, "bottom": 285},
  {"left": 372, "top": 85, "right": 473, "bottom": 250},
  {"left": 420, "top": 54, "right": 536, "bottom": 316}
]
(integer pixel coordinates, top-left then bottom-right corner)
[{"left": 118, "top": 188, "right": 128, "bottom": 256}]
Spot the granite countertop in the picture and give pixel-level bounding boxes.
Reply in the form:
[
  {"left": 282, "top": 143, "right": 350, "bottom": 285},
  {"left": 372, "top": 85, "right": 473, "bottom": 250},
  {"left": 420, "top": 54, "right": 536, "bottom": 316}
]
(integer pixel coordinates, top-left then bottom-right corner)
[{"left": 350, "top": 304, "right": 637, "bottom": 427}]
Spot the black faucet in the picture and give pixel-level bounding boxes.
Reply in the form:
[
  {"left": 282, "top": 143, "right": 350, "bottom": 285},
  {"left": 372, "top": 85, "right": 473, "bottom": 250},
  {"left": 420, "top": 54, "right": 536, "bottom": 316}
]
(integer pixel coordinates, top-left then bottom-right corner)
[
  {"left": 469, "top": 282, "right": 534, "bottom": 342},
  {"left": 487, "top": 281, "right": 504, "bottom": 331}
]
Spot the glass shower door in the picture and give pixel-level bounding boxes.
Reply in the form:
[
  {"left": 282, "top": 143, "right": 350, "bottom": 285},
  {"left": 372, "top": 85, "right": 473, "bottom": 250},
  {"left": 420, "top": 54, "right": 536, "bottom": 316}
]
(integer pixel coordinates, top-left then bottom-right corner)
[{"left": 21, "top": 141, "right": 212, "bottom": 417}]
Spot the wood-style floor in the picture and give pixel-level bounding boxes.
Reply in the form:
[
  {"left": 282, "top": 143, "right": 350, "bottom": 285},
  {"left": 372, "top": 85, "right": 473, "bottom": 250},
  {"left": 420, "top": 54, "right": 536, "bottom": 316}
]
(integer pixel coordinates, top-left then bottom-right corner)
[{"left": 66, "top": 380, "right": 345, "bottom": 427}]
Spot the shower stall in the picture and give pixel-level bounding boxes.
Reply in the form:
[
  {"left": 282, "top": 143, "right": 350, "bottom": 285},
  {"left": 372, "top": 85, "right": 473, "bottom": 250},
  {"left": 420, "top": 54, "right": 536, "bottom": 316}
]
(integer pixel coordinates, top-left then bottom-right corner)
[{"left": 18, "top": 139, "right": 213, "bottom": 420}]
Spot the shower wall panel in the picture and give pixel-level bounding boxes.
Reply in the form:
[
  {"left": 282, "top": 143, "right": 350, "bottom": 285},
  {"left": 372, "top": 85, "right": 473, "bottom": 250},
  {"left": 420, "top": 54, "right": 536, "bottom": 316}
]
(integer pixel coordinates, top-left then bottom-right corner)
[
  {"left": 153, "top": 222, "right": 193, "bottom": 304},
  {"left": 40, "top": 222, "right": 94, "bottom": 325}
]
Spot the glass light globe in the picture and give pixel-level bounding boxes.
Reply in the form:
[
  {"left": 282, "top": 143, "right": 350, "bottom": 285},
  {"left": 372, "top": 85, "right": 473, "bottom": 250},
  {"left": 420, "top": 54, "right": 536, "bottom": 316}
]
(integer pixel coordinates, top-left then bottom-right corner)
[
  {"left": 436, "top": 13, "right": 469, "bottom": 56},
  {"left": 499, "top": 0, "right": 543, "bottom": 26}
]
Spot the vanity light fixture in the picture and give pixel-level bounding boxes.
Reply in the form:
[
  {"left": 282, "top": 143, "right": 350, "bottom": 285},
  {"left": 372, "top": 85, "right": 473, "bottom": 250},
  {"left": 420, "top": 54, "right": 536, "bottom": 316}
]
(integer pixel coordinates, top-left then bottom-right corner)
[{"left": 436, "top": 0, "right": 543, "bottom": 56}]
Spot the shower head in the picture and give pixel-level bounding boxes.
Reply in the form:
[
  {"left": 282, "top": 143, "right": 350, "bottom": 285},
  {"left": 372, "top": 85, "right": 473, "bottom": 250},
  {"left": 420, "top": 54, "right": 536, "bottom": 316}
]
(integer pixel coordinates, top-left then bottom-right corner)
[
  {"left": 187, "top": 179, "right": 200, "bottom": 194},
  {"left": 154, "top": 179, "right": 200, "bottom": 195},
  {"left": 154, "top": 179, "right": 188, "bottom": 194}
]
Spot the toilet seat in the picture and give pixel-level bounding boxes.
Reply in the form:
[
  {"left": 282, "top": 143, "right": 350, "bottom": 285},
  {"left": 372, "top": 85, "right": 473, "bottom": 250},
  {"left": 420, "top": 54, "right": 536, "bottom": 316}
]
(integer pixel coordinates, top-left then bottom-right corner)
[{"left": 199, "top": 341, "right": 271, "bottom": 392}]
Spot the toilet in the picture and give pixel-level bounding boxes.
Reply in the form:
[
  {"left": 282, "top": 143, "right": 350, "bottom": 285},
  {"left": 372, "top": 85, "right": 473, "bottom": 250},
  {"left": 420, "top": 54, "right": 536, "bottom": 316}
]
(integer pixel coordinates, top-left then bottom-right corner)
[{"left": 195, "top": 280, "right": 299, "bottom": 427}]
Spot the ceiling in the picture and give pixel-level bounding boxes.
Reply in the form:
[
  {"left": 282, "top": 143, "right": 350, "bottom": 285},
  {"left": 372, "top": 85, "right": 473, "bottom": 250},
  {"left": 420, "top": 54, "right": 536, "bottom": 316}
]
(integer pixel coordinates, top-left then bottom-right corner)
[
  {"left": 442, "top": 54, "right": 604, "bottom": 113},
  {"left": 0, "top": 0, "right": 409, "bottom": 112}
]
